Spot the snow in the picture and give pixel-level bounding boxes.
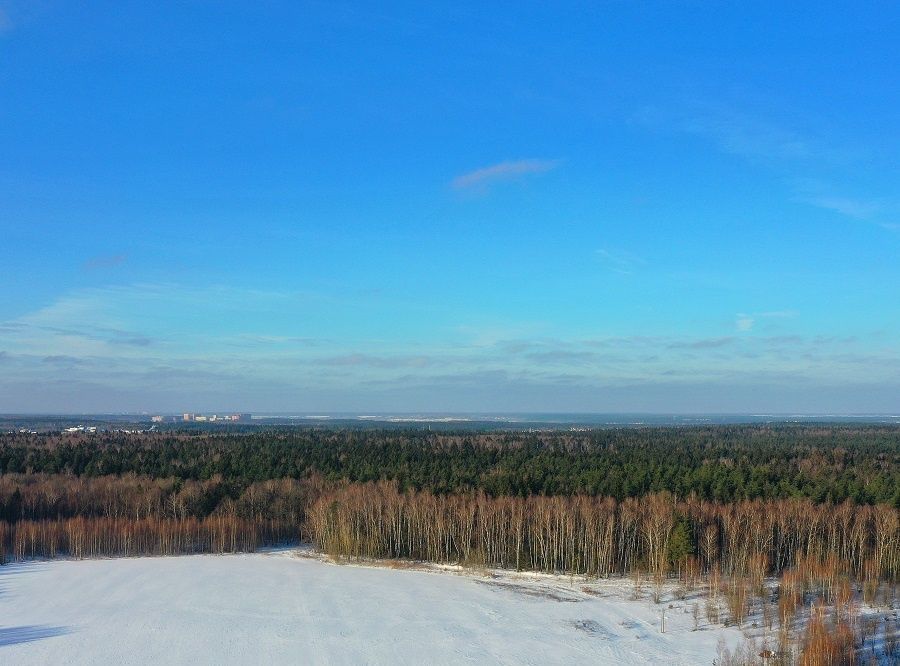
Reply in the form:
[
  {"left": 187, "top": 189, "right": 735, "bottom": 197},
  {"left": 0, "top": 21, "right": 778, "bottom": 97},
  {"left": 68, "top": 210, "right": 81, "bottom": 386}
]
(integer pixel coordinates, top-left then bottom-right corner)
[{"left": 1, "top": 550, "right": 743, "bottom": 665}]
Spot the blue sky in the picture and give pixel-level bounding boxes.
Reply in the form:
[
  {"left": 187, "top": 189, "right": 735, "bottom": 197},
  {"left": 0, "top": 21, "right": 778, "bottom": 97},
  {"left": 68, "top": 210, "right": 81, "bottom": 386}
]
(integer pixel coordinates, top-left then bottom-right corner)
[{"left": 1, "top": 1, "right": 898, "bottom": 413}]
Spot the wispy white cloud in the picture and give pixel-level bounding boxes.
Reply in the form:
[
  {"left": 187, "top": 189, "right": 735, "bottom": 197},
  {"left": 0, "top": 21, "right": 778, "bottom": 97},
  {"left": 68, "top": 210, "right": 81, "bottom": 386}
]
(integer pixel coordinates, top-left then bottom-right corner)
[
  {"left": 637, "top": 102, "right": 819, "bottom": 164},
  {"left": 638, "top": 101, "right": 898, "bottom": 234},
  {"left": 595, "top": 248, "right": 645, "bottom": 275},
  {"left": 451, "top": 159, "right": 560, "bottom": 190},
  {"left": 668, "top": 337, "right": 735, "bottom": 350},
  {"left": 736, "top": 314, "right": 755, "bottom": 331},
  {"left": 525, "top": 350, "right": 597, "bottom": 365},
  {"left": 691, "top": 118, "right": 814, "bottom": 163},
  {"left": 803, "top": 195, "right": 900, "bottom": 233},
  {"left": 734, "top": 310, "right": 797, "bottom": 331},
  {"left": 315, "top": 353, "right": 431, "bottom": 369},
  {"left": 0, "top": 283, "right": 317, "bottom": 360},
  {"left": 234, "top": 335, "right": 324, "bottom": 347},
  {"left": 735, "top": 310, "right": 796, "bottom": 332},
  {"left": 83, "top": 253, "right": 128, "bottom": 271},
  {"left": 756, "top": 310, "right": 797, "bottom": 319},
  {"left": 806, "top": 196, "right": 881, "bottom": 219}
]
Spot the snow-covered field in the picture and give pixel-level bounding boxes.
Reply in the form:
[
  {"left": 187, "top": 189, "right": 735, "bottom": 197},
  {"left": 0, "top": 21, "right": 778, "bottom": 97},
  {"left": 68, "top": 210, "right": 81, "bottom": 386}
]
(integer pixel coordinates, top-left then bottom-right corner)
[{"left": 1, "top": 550, "right": 742, "bottom": 665}]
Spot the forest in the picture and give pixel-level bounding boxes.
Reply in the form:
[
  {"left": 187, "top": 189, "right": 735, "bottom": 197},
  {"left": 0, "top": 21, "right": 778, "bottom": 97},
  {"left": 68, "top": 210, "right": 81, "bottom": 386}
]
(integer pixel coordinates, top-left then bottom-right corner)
[
  {"left": 0, "top": 425, "right": 897, "bottom": 586},
  {"left": 1, "top": 425, "right": 897, "bottom": 504}
]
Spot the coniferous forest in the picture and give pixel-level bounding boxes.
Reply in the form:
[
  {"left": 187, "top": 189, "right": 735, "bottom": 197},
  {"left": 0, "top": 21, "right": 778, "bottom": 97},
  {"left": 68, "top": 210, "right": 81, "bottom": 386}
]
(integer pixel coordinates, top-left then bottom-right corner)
[{"left": 2, "top": 425, "right": 897, "bottom": 504}]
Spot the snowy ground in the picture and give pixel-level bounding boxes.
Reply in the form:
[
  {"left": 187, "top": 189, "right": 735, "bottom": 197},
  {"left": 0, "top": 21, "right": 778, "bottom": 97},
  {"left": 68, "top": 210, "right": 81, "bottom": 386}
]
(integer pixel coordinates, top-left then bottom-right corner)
[{"left": 0, "top": 549, "right": 743, "bottom": 665}]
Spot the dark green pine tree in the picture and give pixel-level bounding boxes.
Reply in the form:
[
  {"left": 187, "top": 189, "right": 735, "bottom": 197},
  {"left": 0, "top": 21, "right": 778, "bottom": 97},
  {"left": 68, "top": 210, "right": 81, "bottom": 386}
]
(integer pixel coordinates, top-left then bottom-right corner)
[{"left": 667, "top": 517, "right": 694, "bottom": 569}]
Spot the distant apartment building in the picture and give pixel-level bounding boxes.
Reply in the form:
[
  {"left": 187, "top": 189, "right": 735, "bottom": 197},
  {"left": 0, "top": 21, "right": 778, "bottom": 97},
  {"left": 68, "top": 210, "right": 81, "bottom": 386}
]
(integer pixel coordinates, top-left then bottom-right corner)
[{"left": 181, "top": 413, "right": 250, "bottom": 423}]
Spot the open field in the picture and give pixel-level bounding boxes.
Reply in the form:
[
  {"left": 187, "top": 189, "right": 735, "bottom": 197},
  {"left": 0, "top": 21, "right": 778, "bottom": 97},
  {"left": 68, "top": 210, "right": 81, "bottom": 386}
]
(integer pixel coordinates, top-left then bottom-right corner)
[{"left": 1, "top": 549, "right": 743, "bottom": 665}]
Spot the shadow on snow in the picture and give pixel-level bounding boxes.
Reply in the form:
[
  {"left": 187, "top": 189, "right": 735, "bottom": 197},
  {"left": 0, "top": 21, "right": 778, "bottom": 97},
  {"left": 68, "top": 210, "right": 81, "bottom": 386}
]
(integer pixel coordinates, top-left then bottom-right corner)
[{"left": 0, "top": 625, "right": 72, "bottom": 647}]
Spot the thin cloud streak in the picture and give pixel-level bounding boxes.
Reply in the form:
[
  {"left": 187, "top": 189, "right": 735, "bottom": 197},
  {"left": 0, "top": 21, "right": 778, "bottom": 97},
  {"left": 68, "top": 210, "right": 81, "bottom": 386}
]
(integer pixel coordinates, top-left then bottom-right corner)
[
  {"left": 668, "top": 337, "right": 734, "bottom": 350},
  {"left": 452, "top": 159, "right": 560, "bottom": 190},
  {"left": 736, "top": 314, "right": 755, "bottom": 332},
  {"left": 735, "top": 310, "right": 796, "bottom": 332},
  {"left": 806, "top": 196, "right": 881, "bottom": 219},
  {"left": 595, "top": 248, "right": 645, "bottom": 275},
  {"left": 804, "top": 197, "right": 898, "bottom": 234},
  {"left": 636, "top": 102, "right": 818, "bottom": 164},
  {"left": 315, "top": 353, "right": 431, "bottom": 369},
  {"left": 83, "top": 253, "right": 128, "bottom": 271},
  {"left": 638, "top": 101, "right": 896, "bottom": 234}
]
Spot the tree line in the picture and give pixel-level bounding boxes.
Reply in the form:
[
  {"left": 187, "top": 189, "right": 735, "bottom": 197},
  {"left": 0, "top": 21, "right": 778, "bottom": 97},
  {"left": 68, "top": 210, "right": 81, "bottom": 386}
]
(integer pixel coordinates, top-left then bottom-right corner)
[
  {"left": 0, "top": 474, "right": 317, "bottom": 524},
  {"left": 0, "top": 426, "right": 897, "bottom": 584},
  {"left": 0, "top": 474, "right": 313, "bottom": 562},
  {"left": 0, "top": 515, "right": 293, "bottom": 561},
  {"left": 2, "top": 473, "right": 896, "bottom": 582},
  {"left": 307, "top": 481, "right": 899, "bottom": 582},
  {"left": 1, "top": 425, "right": 898, "bottom": 505}
]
